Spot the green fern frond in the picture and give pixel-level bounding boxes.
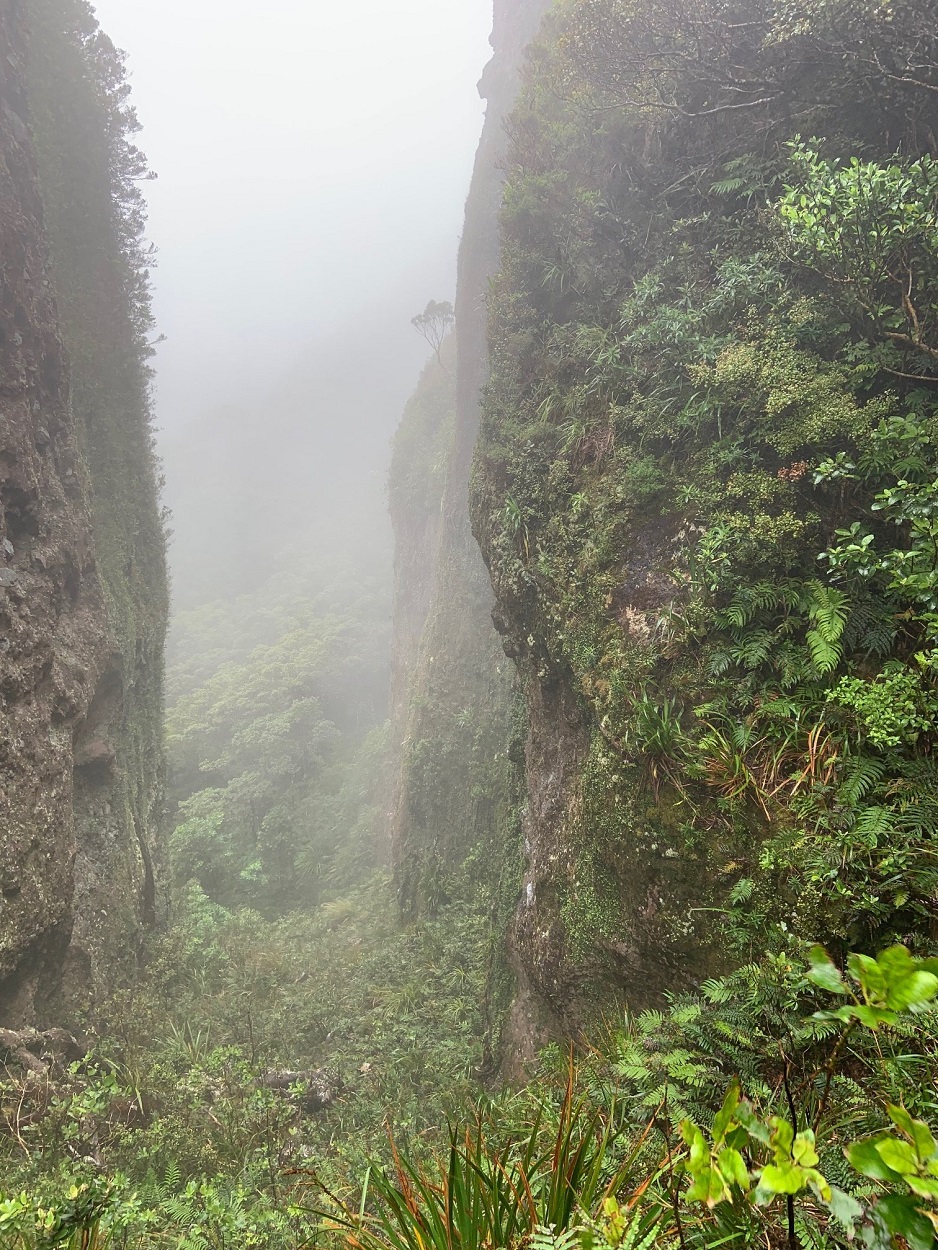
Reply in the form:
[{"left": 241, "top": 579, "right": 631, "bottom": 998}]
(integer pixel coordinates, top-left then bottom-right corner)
[
  {"left": 710, "top": 176, "right": 747, "bottom": 195},
  {"left": 806, "top": 627, "right": 841, "bottom": 674},
  {"left": 838, "top": 754, "right": 885, "bottom": 807},
  {"left": 530, "top": 1224, "right": 582, "bottom": 1250},
  {"left": 807, "top": 583, "right": 850, "bottom": 642},
  {"left": 160, "top": 1159, "right": 182, "bottom": 1200}
]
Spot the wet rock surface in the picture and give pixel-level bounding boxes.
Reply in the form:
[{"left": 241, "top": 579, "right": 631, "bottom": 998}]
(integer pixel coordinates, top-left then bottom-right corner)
[
  {"left": 0, "top": 1025, "right": 86, "bottom": 1077},
  {"left": 0, "top": 2, "right": 164, "bottom": 1026}
]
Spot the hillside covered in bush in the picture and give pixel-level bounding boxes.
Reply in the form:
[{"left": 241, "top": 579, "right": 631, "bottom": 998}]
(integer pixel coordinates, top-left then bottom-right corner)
[{"left": 472, "top": 0, "right": 938, "bottom": 1032}]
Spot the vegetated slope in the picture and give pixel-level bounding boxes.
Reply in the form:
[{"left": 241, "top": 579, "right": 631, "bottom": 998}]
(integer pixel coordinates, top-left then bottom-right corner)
[
  {"left": 0, "top": 0, "right": 166, "bottom": 1022},
  {"left": 471, "top": 0, "right": 938, "bottom": 1037},
  {"left": 0, "top": 542, "right": 503, "bottom": 1245},
  {"left": 388, "top": 0, "right": 550, "bottom": 1079},
  {"left": 166, "top": 551, "right": 392, "bottom": 911}
]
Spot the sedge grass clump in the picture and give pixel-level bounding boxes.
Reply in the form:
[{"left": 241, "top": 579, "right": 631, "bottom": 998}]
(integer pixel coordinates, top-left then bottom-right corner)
[{"left": 319, "top": 1067, "right": 670, "bottom": 1250}]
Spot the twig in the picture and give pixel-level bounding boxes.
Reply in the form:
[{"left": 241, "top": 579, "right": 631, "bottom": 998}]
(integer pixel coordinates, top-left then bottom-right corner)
[
  {"left": 781, "top": 1050, "right": 799, "bottom": 1250},
  {"left": 660, "top": 1085, "right": 688, "bottom": 1250},
  {"left": 813, "top": 1021, "right": 856, "bottom": 1135}
]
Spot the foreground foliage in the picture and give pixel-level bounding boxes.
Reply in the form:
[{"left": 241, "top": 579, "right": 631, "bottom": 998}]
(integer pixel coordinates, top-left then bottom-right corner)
[{"left": 2, "top": 942, "right": 936, "bottom": 1248}]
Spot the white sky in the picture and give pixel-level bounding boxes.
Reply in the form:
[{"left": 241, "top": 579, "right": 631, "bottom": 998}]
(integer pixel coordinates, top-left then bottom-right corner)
[{"left": 89, "top": 0, "right": 494, "bottom": 431}]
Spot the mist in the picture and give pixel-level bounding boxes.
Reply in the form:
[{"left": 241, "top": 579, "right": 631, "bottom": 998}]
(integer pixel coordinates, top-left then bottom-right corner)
[
  {"left": 89, "top": 0, "right": 493, "bottom": 604},
  {"left": 93, "top": 0, "right": 492, "bottom": 429}
]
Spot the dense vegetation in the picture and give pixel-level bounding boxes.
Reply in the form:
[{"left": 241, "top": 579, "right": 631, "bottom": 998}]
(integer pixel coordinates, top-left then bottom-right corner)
[
  {"left": 4, "top": 0, "right": 938, "bottom": 1246},
  {"left": 473, "top": 0, "right": 938, "bottom": 994},
  {"left": 166, "top": 557, "right": 390, "bottom": 909}
]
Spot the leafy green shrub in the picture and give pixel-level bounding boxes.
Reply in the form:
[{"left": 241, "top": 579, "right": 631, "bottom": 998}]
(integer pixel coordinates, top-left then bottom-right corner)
[{"left": 828, "top": 666, "right": 936, "bottom": 748}]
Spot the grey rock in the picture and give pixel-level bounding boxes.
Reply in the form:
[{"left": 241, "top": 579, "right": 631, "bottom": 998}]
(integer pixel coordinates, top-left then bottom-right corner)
[{"left": 260, "top": 1065, "right": 341, "bottom": 1113}]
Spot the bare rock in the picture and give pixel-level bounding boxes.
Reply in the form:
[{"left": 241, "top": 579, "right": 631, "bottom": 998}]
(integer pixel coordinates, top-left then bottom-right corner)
[
  {"left": 260, "top": 1066, "right": 341, "bottom": 1113},
  {"left": 0, "top": 1024, "right": 84, "bottom": 1073}
]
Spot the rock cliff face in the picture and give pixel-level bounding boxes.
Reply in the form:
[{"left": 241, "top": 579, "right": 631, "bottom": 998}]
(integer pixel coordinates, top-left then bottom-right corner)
[
  {"left": 389, "top": 0, "right": 550, "bottom": 1075},
  {"left": 0, "top": 0, "right": 166, "bottom": 1024}
]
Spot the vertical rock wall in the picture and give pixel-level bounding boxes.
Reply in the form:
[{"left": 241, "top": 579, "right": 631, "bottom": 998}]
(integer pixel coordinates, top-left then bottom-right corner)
[
  {"left": 0, "top": 0, "right": 166, "bottom": 1024},
  {"left": 25, "top": 0, "right": 169, "bottom": 1002},
  {"left": 389, "top": 0, "right": 550, "bottom": 1076}
]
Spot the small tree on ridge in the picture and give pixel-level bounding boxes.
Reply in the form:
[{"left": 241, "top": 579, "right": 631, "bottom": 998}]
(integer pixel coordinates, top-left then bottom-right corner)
[{"left": 411, "top": 299, "right": 454, "bottom": 363}]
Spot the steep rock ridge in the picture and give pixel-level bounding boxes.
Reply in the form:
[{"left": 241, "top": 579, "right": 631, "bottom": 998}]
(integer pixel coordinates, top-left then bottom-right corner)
[
  {"left": 389, "top": 0, "right": 550, "bottom": 1075},
  {"left": 25, "top": 0, "right": 169, "bottom": 994},
  {"left": 471, "top": 0, "right": 938, "bottom": 1038},
  {"left": 0, "top": 0, "right": 166, "bottom": 1023},
  {"left": 387, "top": 343, "right": 454, "bottom": 794},
  {"left": 0, "top": 0, "right": 107, "bottom": 1019}
]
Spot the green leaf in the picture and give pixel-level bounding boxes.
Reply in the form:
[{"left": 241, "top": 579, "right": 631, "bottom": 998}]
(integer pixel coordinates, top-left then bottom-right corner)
[
  {"left": 681, "top": 1120, "right": 708, "bottom": 1169},
  {"left": 793, "top": 1130, "right": 820, "bottom": 1168},
  {"left": 878, "top": 946, "right": 938, "bottom": 1010},
  {"left": 852, "top": 1005, "right": 898, "bottom": 1029},
  {"left": 877, "top": 1136, "right": 920, "bottom": 1176},
  {"left": 717, "top": 1147, "right": 750, "bottom": 1191},
  {"left": 735, "top": 1101, "right": 771, "bottom": 1145},
  {"left": 809, "top": 1169, "right": 833, "bottom": 1203},
  {"left": 848, "top": 952, "right": 887, "bottom": 1003},
  {"left": 759, "top": 1162, "right": 807, "bottom": 1195},
  {"left": 907, "top": 1175, "right": 938, "bottom": 1201},
  {"left": 712, "top": 1081, "right": 741, "bottom": 1143},
  {"left": 770, "top": 1116, "right": 795, "bottom": 1157},
  {"left": 686, "top": 1164, "right": 727, "bottom": 1208},
  {"left": 847, "top": 1136, "right": 907, "bottom": 1183},
  {"left": 888, "top": 1105, "right": 938, "bottom": 1161},
  {"left": 873, "top": 1195, "right": 936, "bottom": 1250},
  {"left": 807, "top": 945, "right": 848, "bottom": 994},
  {"left": 890, "top": 971, "right": 938, "bottom": 1011},
  {"left": 826, "top": 1186, "right": 863, "bottom": 1231}
]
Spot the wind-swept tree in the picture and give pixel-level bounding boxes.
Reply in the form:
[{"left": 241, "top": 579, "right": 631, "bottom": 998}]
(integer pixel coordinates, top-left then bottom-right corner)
[{"left": 411, "top": 299, "right": 454, "bottom": 363}]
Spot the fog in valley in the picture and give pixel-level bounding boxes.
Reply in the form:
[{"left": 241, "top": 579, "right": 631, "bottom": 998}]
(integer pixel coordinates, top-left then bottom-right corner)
[
  {"left": 81, "top": 0, "right": 497, "bottom": 921},
  {"left": 92, "top": 0, "right": 492, "bottom": 605}
]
